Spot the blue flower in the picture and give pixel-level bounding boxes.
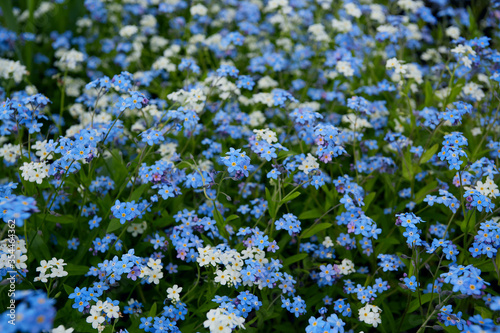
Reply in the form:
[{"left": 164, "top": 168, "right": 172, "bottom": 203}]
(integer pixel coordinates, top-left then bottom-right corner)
[{"left": 403, "top": 276, "right": 419, "bottom": 291}]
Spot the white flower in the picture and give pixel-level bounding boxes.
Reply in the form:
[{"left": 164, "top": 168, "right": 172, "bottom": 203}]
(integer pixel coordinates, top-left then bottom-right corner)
[
  {"left": 477, "top": 177, "right": 499, "bottom": 199},
  {"left": 462, "top": 82, "right": 484, "bottom": 101},
  {"left": 298, "top": 153, "right": 319, "bottom": 175},
  {"left": 421, "top": 49, "right": 441, "bottom": 62},
  {"left": 127, "top": 221, "right": 147, "bottom": 237},
  {"left": 147, "top": 269, "right": 163, "bottom": 284},
  {"left": 33, "top": 2, "right": 54, "bottom": 19},
  {"left": 377, "top": 24, "right": 398, "bottom": 35},
  {"left": 370, "top": 4, "right": 386, "bottom": 23},
  {"left": 451, "top": 44, "right": 476, "bottom": 69},
  {"left": 214, "top": 269, "right": 231, "bottom": 285},
  {"left": 446, "top": 26, "right": 460, "bottom": 40},
  {"left": 386, "top": 58, "right": 400, "bottom": 69},
  {"left": 197, "top": 246, "right": 214, "bottom": 267},
  {"left": 336, "top": 61, "right": 354, "bottom": 77},
  {"left": 147, "top": 258, "right": 162, "bottom": 270},
  {"left": 359, "top": 304, "right": 382, "bottom": 327},
  {"left": 471, "top": 127, "right": 482, "bottom": 136},
  {"left": 190, "top": 4, "right": 208, "bottom": 16},
  {"left": 229, "top": 270, "right": 242, "bottom": 285},
  {"left": 342, "top": 114, "right": 372, "bottom": 131},
  {"left": 152, "top": 57, "right": 176, "bottom": 72},
  {"left": 252, "top": 93, "right": 275, "bottom": 107},
  {"left": 158, "top": 142, "right": 178, "bottom": 161},
  {"left": 344, "top": 3, "right": 361, "bottom": 18},
  {"left": 257, "top": 76, "right": 278, "bottom": 89},
  {"left": 86, "top": 309, "right": 105, "bottom": 329},
  {"left": 253, "top": 129, "right": 278, "bottom": 144},
  {"left": 48, "top": 257, "right": 67, "bottom": 268},
  {"left": 397, "top": 0, "right": 423, "bottom": 13},
  {"left": 0, "top": 143, "right": 21, "bottom": 163},
  {"left": 451, "top": 44, "right": 475, "bottom": 56},
  {"left": 93, "top": 301, "right": 106, "bottom": 313},
  {"left": 203, "top": 308, "right": 245, "bottom": 333},
  {"left": 394, "top": 62, "right": 408, "bottom": 75},
  {"left": 140, "top": 15, "right": 157, "bottom": 28},
  {"left": 20, "top": 161, "right": 49, "bottom": 184},
  {"left": 34, "top": 258, "right": 67, "bottom": 282},
  {"left": 36, "top": 260, "right": 50, "bottom": 273},
  {"left": 338, "top": 258, "right": 356, "bottom": 275},
  {"left": 57, "top": 49, "right": 85, "bottom": 71},
  {"left": 331, "top": 19, "right": 352, "bottom": 33},
  {"left": 103, "top": 303, "right": 120, "bottom": 319},
  {"left": 33, "top": 140, "right": 52, "bottom": 160},
  {"left": 51, "top": 325, "right": 74, "bottom": 333},
  {"left": 308, "top": 23, "right": 330, "bottom": 42},
  {"left": 166, "top": 284, "right": 183, "bottom": 302},
  {"left": 9, "top": 250, "right": 27, "bottom": 270},
  {"left": 249, "top": 111, "right": 266, "bottom": 127},
  {"left": 50, "top": 267, "right": 68, "bottom": 278},
  {"left": 0, "top": 58, "right": 28, "bottom": 83},
  {"left": 119, "top": 25, "right": 138, "bottom": 38},
  {"left": 322, "top": 236, "right": 333, "bottom": 248},
  {"left": 266, "top": 0, "right": 290, "bottom": 12},
  {"left": 150, "top": 36, "right": 168, "bottom": 52},
  {"left": 405, "top": 64, "right": 423, "bottom": 84}
]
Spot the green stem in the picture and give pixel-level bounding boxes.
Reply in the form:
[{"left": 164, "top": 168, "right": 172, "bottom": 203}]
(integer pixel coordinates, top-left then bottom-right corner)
[
  {"left": 58, "top": 70, "right": 68, "bottom": 134},
  {"left": 415, "top": 294, "right": 453, "bottom": 333}
]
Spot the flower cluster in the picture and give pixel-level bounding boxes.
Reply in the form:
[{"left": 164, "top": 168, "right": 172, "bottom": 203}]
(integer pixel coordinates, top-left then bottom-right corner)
[
  {"left": 358, "top": 304, "right": 382, "bottom": 327},
  {"left": 34, "top": 258, "right": 68, "bottom": 283},
  {"left": 0, "top": 0, "right": 500, "bottom": 332}
]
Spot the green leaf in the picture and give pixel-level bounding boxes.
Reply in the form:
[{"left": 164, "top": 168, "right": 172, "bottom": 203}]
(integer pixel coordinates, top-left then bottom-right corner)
[
  {"left": 65, "top": 264, "right": 89, "bottom": 277},
  {"left": 298, "top": 209, "right": 322, "bottom": 220},
  {"left": 460, "top": 210, "right": 476, "bottom": 233},
  {"left": 44, "top": 214, "right": 76, "bottom": 224},
  {"left": 446, "top": 78, "right": 466, "bottom": 105},
  {"left": 213, "top": 208, "right": 229, "bottom": 239},
  {"left": 301, "top": 223, "right": 332, "bottom": 238},
  {"left": 324, "top": 188, "right": 334, "bottom": 211},
  {"left": 402, "top": 151, "right": 414, "bottom": 181},
  {"left": 363, "top": 192, "right": 376, "bottom": 212},
  {"left": 106, "top": 219, "right": 123, "bottom": 233},
  {"left": 283, "top": 253, "right": 308, "bottom": 267},
  {"left": 30, "top": 232, "right": 51, "bottom": 262},
  {"left": 153, "top": 216, "right": 172, "bottom": 228},
  {"left": 130, "top": 184, "right": 149, "bottom": 201},
  {"left": 177, "top": 265, "right": 194, "bottom": 271},
  {"left": 408, "top": 293, "right": 434, "bottom": 313},
  {"left": 375, "top": 237, "right": 401, "bottom": 256},
  {"left": 473, "top": 259, "right": 495, "bottom": 272},
  {"left": 108, "top": 149, "right": 128, "bottom": 183},
  {"left": 176, "top": 161, "right": 192, "bottom": 169},
  {"left": 277, "top": 150, "right": 295, "bottom": 159},
  {"left": 0, "top": 1, "right": 18, "bottom": 33},
  {"left": 424, "top": 81, "right": 433, "bottom": 107},
  {"left": 149, "top": 303, "right": 157, "bottom": 317},
  {"left": 415, "top": 181, "right": 438, "bottom": 203},
  {"left": 420, "top": 144, "right": 439, "bottom": 164},
  {"left": 225, "top": 215, "right": 239, "bottom": 223},
  {"left": 266, "top": 187, "right": 276, "bottom": 219},
  {"left": 63, "top": 284, "right": 74, "bottom": 296},
  {"left": 279, "top": 191, "right": 300, "bottom": 205},
  {"left": 179, "top": 324, "right": 198, "bottom": 332},
  {"left": 79, "top": 169, "right": 89, "bottom": 187},
  {"left": 474, "top": 305, "right": 493, "bottom": 320},
  {"left": 382, "top": 303, "right": 397, "bottom": 333}
]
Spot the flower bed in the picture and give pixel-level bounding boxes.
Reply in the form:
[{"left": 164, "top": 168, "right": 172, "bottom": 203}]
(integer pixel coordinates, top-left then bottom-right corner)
[{"left": 0, "top": 0, "right": 499, "bottom": 332}]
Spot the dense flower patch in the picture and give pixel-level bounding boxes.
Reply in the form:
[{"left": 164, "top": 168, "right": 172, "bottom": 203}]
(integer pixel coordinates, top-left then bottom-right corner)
[{"left": 0, "top": 0, "right": 500, "bottom": 332}]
